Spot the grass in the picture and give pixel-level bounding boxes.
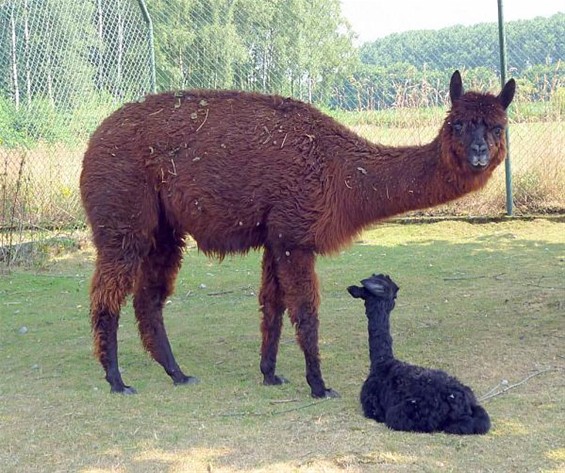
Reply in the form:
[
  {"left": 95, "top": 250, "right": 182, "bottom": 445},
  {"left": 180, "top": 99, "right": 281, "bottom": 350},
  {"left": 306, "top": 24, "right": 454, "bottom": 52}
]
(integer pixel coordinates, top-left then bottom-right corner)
[{"left": 1, "top": 219, "right": 564, "bottom": 472}]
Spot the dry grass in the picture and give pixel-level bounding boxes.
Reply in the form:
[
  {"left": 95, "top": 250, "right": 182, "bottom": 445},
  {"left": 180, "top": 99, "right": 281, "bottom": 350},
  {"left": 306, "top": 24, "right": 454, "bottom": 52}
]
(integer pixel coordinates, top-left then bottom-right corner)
[
  {"left": 0, "top": 118, "right": 563, "bottom": 235},
  {"left": 0, "top": 144, "right": 84, "bottom": 229},
  {"left": 1, "top": 219, "right": 564, "bottom": 472}
]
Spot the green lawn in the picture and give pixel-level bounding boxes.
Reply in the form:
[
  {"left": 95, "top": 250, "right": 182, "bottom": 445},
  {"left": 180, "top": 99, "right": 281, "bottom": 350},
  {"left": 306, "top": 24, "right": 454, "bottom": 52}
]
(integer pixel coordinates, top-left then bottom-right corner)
[{"left": 1, "top": 219, "right": 563, "bottom": 472}]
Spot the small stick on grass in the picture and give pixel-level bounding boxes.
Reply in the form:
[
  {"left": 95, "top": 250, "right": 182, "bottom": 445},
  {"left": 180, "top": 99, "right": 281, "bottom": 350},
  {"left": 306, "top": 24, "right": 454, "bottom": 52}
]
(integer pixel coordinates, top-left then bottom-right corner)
[
  {"left": 443, "top": 272, "right": 505, "bottom": 281},
  {"left": 269, "top": 398, "right": 299, "bottom": 404},
  {"left": 207, "top": 290, "right": 234, "bottom": 296},
  {"left": 479, "top": 367, "right": 559, "bottom": 402}
]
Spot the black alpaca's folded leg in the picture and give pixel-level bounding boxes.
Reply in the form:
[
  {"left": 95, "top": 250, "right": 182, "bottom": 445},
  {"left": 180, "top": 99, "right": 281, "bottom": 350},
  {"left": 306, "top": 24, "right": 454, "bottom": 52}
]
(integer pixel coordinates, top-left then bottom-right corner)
[
  {"left": 443, "top": 417, "right": 476, "bottom": 435},
  {"left": 443, "top": 390, "right": 490, "bottom": 435},
  {"left": 384, "top": 399, "right": 437, "bottom": 433},
  {"left": 467, "top": 405, "right": 491, "bottom": 435}
]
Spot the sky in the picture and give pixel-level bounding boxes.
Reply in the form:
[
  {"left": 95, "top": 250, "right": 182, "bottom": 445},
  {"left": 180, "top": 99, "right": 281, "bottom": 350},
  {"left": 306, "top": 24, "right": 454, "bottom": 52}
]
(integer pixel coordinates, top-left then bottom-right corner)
[{"left": 340, "top": 0, "right": 564, "bottom": 44}]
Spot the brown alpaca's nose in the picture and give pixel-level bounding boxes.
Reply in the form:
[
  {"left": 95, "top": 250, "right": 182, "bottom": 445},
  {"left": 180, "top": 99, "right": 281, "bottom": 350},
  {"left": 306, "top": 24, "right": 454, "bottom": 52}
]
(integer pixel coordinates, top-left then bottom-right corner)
[
  {"left": 471, "top": 142, "right": 488, "bottom": 155},
  {"left": 468, "top": 139, "right": 489, "bottom": 168}
]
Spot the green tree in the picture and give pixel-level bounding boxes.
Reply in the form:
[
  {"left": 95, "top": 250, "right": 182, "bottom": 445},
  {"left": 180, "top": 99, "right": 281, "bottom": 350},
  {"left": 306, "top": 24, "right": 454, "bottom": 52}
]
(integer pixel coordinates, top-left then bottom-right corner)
[{"left": 150, "top": 0, "right": 356, "bottom": 104}]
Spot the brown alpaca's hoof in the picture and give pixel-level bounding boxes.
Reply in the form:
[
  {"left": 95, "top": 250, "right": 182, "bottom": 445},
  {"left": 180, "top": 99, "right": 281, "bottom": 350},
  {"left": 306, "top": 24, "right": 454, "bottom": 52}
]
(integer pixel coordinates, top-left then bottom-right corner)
[
  {"left": 312, "top": 388, "right": 340, "bottom": 399},
  {"left": 110, "top": 385, "right": 137, "bottom": 395},
  {"left": 174, "top": 375, "right": 200, "bottom": 386},
  {"left": 263, "top": 374, "right": 289, "bottom": 386}
]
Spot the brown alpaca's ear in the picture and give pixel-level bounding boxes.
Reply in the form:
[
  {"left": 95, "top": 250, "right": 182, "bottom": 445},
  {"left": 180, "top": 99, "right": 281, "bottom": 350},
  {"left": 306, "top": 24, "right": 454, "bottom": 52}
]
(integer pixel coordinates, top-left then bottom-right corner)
[
  {"left": 449, "top": 70, "right": 464, "bottom": 104},
  {"left": 498, "top": 78, "right": 516, "bottom": 110}
]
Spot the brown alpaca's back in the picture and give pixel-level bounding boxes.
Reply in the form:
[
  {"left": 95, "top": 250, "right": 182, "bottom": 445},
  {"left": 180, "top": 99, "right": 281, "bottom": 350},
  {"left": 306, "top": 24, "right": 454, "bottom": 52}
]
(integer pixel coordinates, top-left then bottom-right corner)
[
  {"left": 81, "top": 90, "right": 358, "bottom": 257},
  {"left": 80, "top": 72, "right": 515, "bottom": 397}
]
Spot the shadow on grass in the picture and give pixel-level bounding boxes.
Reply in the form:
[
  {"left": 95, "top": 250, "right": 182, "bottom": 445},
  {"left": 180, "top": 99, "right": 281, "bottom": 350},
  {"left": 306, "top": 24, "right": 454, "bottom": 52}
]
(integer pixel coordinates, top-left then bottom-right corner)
[{"left": 0, "top": 220, "right": 563, "bottom": 472}]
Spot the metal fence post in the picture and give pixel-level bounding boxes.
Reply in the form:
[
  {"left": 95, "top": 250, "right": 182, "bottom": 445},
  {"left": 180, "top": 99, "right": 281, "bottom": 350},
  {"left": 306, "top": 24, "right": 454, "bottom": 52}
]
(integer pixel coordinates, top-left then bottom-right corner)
[
  {"left": 137, "top": 0, "right": 156, "bottom": 94},
  {"left": 497, "top": 0, "right": 513, "bottom": 216}
]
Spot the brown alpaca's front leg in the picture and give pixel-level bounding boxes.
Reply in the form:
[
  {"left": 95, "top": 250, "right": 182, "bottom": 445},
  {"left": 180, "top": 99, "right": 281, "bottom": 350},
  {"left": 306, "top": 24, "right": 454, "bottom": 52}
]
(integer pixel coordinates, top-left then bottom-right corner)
[
  {"left": 276, "top": 249, "right": 339, "bottom": 399},
  {"left": 259, "top": 247, "right": 287, "bottom": 386}
]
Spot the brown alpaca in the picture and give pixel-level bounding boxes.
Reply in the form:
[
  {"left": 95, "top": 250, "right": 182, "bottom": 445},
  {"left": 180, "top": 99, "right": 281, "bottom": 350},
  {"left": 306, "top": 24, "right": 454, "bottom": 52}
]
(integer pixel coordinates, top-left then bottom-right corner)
[{"left": 80, "top": 71, "right": 515, "bottom": 398}]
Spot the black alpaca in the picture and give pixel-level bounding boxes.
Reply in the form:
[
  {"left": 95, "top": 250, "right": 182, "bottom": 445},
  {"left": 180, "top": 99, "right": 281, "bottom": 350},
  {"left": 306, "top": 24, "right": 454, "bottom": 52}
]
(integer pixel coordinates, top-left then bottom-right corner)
[{"left": 347, "top": 274, "right": 490, "bottom": 435}]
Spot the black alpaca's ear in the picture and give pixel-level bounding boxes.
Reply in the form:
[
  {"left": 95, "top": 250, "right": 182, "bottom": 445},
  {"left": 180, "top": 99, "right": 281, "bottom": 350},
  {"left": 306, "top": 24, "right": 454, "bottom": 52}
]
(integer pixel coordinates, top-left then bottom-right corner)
[
  {"left": 361, "top": 278, "right": 386, "bottom": 297},
  {"left": 498, "top": 78, "right": 516, "bottom": 110},
  {"left": 449, "top": 70, "right": 464, "bottom": 104},
  {"left": 347, "top": 285, "right": 365, "bottom": 299}
]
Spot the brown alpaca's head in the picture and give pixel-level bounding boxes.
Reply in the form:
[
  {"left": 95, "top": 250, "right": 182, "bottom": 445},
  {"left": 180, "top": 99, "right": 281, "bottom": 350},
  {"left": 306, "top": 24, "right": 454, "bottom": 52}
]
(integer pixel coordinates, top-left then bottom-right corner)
[{"left": 442, "top": 70, "right": 515, "bottom": 176}]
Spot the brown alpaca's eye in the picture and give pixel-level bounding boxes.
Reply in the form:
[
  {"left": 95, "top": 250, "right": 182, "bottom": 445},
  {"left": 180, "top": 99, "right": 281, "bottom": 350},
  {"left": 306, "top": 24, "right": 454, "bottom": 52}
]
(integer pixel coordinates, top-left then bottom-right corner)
[
  {"left": 492, "top": 126, "right": 503, "bottom": 138},
  {"left": 451, "top": 121, "right": 463, "bottom": 134}
]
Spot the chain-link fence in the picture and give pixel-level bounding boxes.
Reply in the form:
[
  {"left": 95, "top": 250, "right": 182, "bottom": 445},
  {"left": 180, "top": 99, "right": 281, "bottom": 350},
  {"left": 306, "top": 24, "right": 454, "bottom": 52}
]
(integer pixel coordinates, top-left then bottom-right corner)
[
  {"left": 0, "top": 0, "right": 153, "bottom": 262},
  {"left": 1, "top": 0, "right": 563, "bottom": 264}
]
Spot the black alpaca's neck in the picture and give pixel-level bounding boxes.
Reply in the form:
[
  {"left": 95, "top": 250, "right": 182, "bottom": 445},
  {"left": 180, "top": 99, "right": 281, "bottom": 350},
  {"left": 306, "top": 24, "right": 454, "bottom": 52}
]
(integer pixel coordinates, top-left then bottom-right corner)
[{"left": 365, "top": 298, "right": 395, "bottom": 369}]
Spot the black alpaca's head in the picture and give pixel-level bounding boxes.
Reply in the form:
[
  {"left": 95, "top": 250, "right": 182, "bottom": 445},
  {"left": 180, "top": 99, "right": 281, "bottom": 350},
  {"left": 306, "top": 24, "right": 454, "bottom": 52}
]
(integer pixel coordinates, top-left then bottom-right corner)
[{"left": 347, "top": 273, "right": 399, "bottom": 313}]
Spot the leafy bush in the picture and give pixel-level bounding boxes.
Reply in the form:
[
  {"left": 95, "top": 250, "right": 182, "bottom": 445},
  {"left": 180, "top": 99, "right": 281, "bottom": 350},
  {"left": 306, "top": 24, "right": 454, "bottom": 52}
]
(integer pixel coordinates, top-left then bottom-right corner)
[
  {"left": 0, "top": 93, "right": 123, "bottom": 148},
  {"left": 17, "top": 98, "right": 71, "bottom": 144},
  {"left": 552, "top": 87, "right": 565, "bottom": 115},
  {"left": 0, "top": 96, "right": 31, "bottom": 148},
  {"left": 68, "top": 92, "right": 122, "bottom": 142},
  {"left": 0, "top": 96, "right": 71, "bottom": 147}
]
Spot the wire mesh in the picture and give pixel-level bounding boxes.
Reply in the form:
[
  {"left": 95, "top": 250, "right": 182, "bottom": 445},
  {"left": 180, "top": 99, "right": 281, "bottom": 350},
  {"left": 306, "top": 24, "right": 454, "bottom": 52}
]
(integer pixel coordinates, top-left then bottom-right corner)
[
  {"left": 0, "top": 0, "right": 563, "bottom": 265},
  {"left": 0, "top": 0, "right": 152, "bottom": 263}
]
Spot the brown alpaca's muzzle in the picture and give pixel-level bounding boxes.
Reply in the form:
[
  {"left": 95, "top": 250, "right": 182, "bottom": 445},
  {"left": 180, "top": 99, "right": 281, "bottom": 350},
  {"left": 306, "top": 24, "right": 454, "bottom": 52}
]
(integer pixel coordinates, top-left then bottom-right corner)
[
  {"left": 466, "top": 124, "right": 492, "bottom": 171},
  {"left": 468, "top": 152, "right": 489, "bottom": 169}
]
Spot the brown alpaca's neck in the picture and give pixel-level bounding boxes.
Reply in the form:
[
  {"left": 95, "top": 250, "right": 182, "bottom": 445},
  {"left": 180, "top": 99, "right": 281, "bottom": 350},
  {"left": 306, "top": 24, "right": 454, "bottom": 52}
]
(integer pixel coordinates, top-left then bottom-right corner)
[
  {"left": 355, "top": 138, "right": 447, "bottom": 220},
  {"left": 314, "top": 132, "right": 490, "bottom": 254},
  {"left": 355, "top": 135, "right": 492, "bottom": 216}
]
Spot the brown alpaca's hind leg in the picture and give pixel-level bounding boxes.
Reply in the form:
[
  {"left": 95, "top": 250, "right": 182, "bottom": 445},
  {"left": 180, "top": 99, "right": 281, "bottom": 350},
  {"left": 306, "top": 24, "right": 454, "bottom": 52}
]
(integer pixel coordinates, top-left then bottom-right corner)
[
  {"left": 276, "top": 249, "right": 338, "bottom": 399},
  {"left": 259, "top": 247, "right": 287, "bottom": 386},
  {"left": 90, "top": 255, "right": 137, "bottom": 394},
  {"left": 133, "top": 223, "right": 197, "bottom": 386}
]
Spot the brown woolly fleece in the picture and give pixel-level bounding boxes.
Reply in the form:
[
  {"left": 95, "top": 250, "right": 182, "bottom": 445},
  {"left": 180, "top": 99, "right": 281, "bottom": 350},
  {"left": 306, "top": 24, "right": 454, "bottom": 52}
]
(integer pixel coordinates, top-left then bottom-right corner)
[{"left": 80, "top": 71, "right": 515, "bottom": 397}]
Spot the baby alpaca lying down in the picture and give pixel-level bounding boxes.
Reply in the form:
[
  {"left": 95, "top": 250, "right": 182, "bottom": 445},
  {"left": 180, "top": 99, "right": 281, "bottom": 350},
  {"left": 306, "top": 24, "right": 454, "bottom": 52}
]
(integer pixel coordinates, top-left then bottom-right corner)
[{"left": 347, "top": 274, "right": 490, "bottom": 435}]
